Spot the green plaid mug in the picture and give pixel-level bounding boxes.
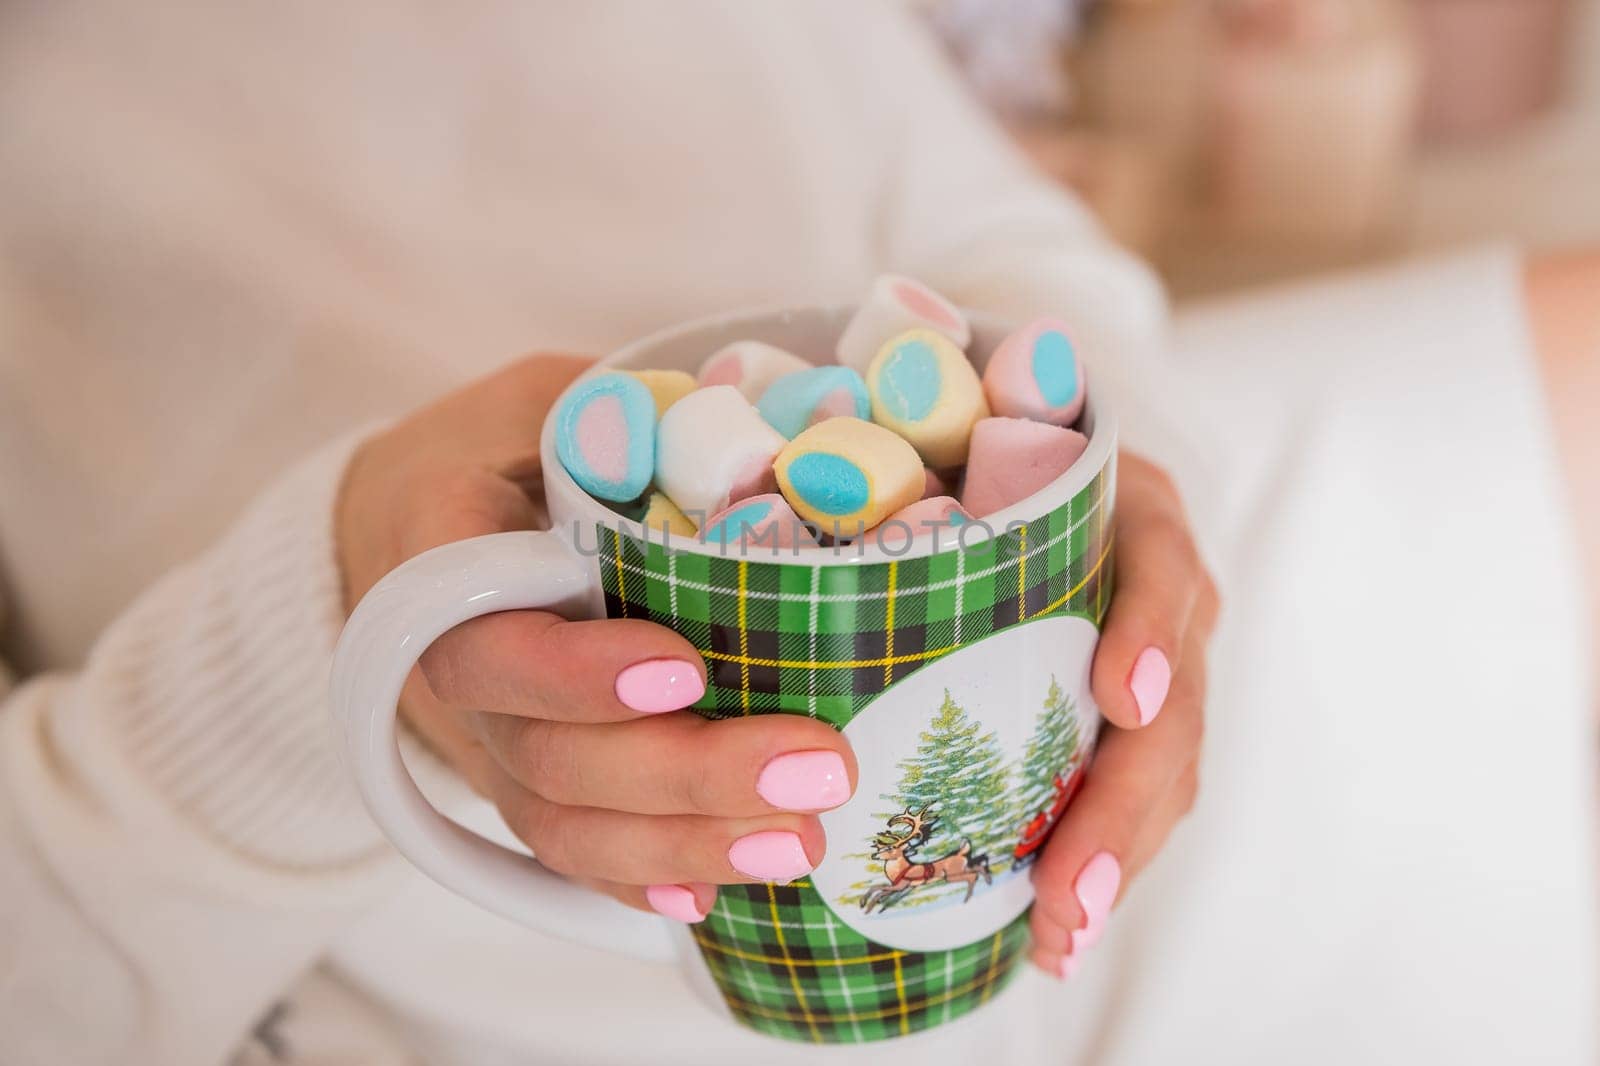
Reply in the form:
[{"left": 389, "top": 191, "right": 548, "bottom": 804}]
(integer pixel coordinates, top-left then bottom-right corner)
[{"left": 331, "top": 305, "right": 1117, "bottom": 1044}]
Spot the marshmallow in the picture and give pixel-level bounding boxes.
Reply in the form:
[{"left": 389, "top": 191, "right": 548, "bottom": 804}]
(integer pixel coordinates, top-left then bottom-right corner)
[
  {"left": 981, "top": 318, "right": 1086, "bottom": 426},
  {"left": 835, "top": 275, "right": 970, "bottom": 374},
  {"left": 700, "top": 494, "right": 819, "bottom": 551},
  {"left": 868, "top": 496, "right": 973, "bottom": 552},
  {"left": 865, "top": 329, "right": 989, "bottom": 467},
  {"left": 756, "top": 366, "right": 871, "bottom": 439},
  {"left": 961, "top": 417, "right": 1089, "bottom": 518},
  {"left": 655, "top": 385, "right": 786, "bottom": 520},
  {"left": 774, "top": 416, "right": 923, "bottom": 532},
  {"left": 630, "top": 369, "right": 698, "bottom": 416},
  {"left": 640, "top": 491, "right": 698, "bottom": 537},
  {"left": 697, "top": 341, "right": 813, "bottom": 403},
  {"left": 554, "top": 371, "right": 656, "bottom": 502}
]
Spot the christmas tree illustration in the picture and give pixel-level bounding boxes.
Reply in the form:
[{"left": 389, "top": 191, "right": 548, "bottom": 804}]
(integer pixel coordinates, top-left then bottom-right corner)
[
  {"left": 1010, "top": 675, "right": 1083, "bottom": 866},
  {"left": 892, "top": 689, "right": 1013, "bottom": 859},
  {"left": 840, "top": 689, "right": 1012, "bottom": 911},
  {"left": 1014, "top": 676, "right": 1082, "bottom": 823}
]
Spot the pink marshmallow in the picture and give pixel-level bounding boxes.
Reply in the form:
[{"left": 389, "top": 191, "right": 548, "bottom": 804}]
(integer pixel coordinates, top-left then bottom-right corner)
[
  {"left": 961, "top": 417, "right": 1089, "bottom": 518},
  {"left": 699, "top": 494, "right": 819, "bottom": 552},
  {"left": 867, "top": 496, "right": 973, "bottom": 552},
  {"left": 981, "top": 318, "right": 1087, "bottom": 426}
]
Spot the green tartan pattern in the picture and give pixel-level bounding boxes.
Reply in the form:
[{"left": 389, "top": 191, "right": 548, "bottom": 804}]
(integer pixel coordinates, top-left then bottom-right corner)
[
  {"left": 690, "top": 880, "right": 1031, "bottom": 1043},
  {"left": 595, "top": 465, "right": 1113, "bottom": 1042}
]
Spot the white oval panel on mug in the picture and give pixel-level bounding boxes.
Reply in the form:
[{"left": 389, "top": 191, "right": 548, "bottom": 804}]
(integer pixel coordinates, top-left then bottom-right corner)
[{"left": 812, "top": 614, "right": 1102, "bottom": 953}]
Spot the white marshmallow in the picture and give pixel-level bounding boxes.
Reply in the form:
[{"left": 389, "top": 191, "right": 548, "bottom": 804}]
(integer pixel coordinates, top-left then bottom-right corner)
[
  {"left": 697, "top": 341, "right": 814, "bottom": 403},
  {"left": 655, "top": 385, "right": 787, "bottom": 522},
  {"left": 834, "top": 274, "right": 971, "bottom": 374}
]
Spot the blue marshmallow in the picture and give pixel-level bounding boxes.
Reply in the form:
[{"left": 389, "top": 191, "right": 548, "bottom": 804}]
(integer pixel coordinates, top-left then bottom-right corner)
[
  {"left": 554, "top": 372, "right": 656, "bottom": 502},
  {"left": 756, "top": 366, "right": 872, "bottom": 439}
]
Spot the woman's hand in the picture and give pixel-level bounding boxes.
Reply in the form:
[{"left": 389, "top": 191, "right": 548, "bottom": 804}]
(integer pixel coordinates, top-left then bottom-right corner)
[
  {"left": 1028, "top": 452, "right": 1218, "bottom": 978},
  {"left": 335, "top": 355, "right": 859, "bottom": 923}
]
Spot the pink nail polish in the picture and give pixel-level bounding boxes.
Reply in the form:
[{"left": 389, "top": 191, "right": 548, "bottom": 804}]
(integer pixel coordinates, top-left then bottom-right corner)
[
  {"left": 1128, "top": 647, "right": 1172, "bottom": 726},
  {"left": 728, "top": 830, "right": 813, "bottom": 882},
  {"left": 614, "top": 659, "right": 705, "bottom": 714},
  {"left": 756, "top": 751, "right": 851, "bottom": 811},
  {"left": 1069, "top": 851, "right": 1122, "bottom": 953},
  {"left": 646, "top": 883, "right": 708, "bottom": 923}
]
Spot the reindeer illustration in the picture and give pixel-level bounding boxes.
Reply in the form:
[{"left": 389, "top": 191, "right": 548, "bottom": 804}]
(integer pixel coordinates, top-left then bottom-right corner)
[{"left": 859, "top": 805, "right": 992, "bottom": 914}]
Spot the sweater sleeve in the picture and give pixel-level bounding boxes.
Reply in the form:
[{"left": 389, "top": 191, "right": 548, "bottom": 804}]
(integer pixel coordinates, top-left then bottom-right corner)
[
  {"left": 848, "top": 5, "right": 1208, "bottom": 485},
  {"left": 0, "top": 431, "right": 401, "bottom": 1066}
]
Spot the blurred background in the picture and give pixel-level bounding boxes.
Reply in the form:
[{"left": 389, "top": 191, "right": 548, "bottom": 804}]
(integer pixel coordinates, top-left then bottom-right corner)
[{"left": 922, "top": 0, "right": 1600, "bottom": 298}]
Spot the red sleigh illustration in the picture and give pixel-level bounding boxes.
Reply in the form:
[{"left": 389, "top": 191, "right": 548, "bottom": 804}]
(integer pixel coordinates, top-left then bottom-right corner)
[{"left": 1012, "top": 765, "right": 1085, "bottom": 866}]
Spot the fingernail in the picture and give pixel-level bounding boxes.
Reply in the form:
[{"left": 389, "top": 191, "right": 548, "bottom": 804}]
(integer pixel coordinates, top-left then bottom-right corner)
[
  {"left": 1128, "top": 647, "right": 1171, "bottom": 726},
  {"left": 756, "top": 750, "right": 851, "bottom": 811},
  {"left": 728, "top": 830, "right": 813, "bottom": 882},
  {"left": 1069, "top": 851, "right": 1122, "bottom": 953},
  {"left": 645, "top": 883, "right": 708, "bottom": 923},
  {"left": 615, "top": 658, "right": 706, "bottom": 714},
  {"left": 1057, "top": 953, "right": 1081, "bottom": 980}
]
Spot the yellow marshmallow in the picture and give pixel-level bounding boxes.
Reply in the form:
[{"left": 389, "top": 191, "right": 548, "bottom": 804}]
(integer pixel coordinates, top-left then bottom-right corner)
[
  {"left": 640, "top": 491, "right": 698, "bottom": 537},
  {"left": 865, "top": 328, "right": 988, "bottom": 467},
  {"left": 629, "top": 369, "right": 698, "bottom": 416},
  {"left": 774, "top": 417, "right": 922, "bottom": 532}
]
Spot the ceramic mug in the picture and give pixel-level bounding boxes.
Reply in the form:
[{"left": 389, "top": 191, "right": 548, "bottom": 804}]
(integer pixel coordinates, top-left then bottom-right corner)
[{"left": 330, "top": 305, "right": 1117, "bottom": 1044}]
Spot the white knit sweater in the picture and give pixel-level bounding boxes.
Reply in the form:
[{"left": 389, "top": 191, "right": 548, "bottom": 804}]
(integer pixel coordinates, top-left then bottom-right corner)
[{"left": 0, "top": 4, "right": 1168, "bottom": 1064}]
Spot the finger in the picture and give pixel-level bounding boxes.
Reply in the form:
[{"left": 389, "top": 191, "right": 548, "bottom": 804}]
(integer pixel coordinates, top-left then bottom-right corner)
[
  {"left": 486, "top": 766, "right": 828, "bottom": 886},
  {"left": 1029, "top": 640, "right": 1205, "bottom": 973},
  {"left": 420, "top": 612, "right": 709, "bottom": 722},
  {"left": 1027, "top": 759, "right": 1199, "bottom": 965},
  {"left": 583, "top": 877, "right": 722, "bottom": 925},
  {"left": 474, "top": 709, "right": 857, "bottom": 817},
  {"left": 1125, "top": 758, "right": 1199, "bottom": 877},
  {"left": 1091, "top": 457, "right": 1213, "bottom": 729},
  {"left": 1029, "top": 942, "right": 1095, "bottom": 982}
]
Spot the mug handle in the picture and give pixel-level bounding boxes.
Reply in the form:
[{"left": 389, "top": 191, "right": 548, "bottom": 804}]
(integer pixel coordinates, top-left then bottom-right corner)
[{"left": 330, "top": 529, "right": 677, "bottom": 962}]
